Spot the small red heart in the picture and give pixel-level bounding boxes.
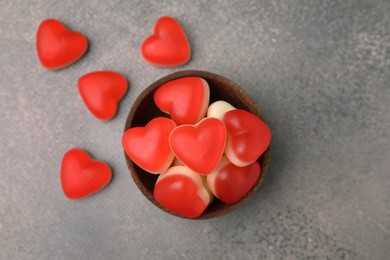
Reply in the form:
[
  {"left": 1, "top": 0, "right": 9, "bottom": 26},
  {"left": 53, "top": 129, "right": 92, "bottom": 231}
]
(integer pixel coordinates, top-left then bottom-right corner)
[
  {"left": 154, "top": 77, "right": 209, "bottom": 125},
  {"left": 36, "top": 19, "right": 88, "bottom": 70},
  {"left": 61, "top": 148, "right": 112, "bottom": 199},
  {"left": 154, "top": 166, "right": 211, "bottom": 218},
  {"left": 78, "top": 71, "right": 128, "bottom": 121},
  {"left": 122, "top": 117, "right": 176, "bottom": 174},
  {"left": 207, "top": 156, "right": 260, "bottom": 204},
  {"left": 141, "top": 16, "right": 191, "bottom": 67},
  {"left": 169, "top": 118, "right": 226, "bottom": 175},
  {"left": 223, "top": 109, "right": 271, "bottom": 167}
]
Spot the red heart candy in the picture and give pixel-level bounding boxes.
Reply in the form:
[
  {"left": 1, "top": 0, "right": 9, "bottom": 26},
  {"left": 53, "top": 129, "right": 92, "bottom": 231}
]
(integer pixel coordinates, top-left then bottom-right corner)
[
  {"left": 207, "top": 156, "right": 260, "bottom": 204},
  {"left": 78, "top": 71, "right": 128, "bottom": 121},
  {"left": 169, "top": 118, "right": 226, "bottom": 174},
  {"left": 223, "top": 109, "right": 271, "bottom": 167},
  {"left": 141, "top": 16, "right": 191, "bottom": 67},
  {"left": 122, "top": 117, "right": 176, "bottom": 174},
  {"left": 154, "top": 77, "right": 209, "bottom": 125},
  {"left": 36, "top": 19, "right": 88, "bottom": 70},
  {"left": 61, "top": 148, "right": 112, "bottom": 199},
  {"left": 154, "top": 166, "right": 212, "bottom": 218}
]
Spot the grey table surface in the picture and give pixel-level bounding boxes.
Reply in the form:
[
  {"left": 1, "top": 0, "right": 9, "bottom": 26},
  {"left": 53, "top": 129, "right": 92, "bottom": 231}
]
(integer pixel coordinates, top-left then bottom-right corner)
[{"left": 1, "top": 0, "right": 389, "bottom": 259}]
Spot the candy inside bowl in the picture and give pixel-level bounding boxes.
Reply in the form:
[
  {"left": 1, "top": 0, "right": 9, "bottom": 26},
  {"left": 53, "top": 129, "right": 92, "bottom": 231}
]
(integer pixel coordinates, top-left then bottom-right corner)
[{"left": 123, "top": 70, "right": 271, "bottom": 219}]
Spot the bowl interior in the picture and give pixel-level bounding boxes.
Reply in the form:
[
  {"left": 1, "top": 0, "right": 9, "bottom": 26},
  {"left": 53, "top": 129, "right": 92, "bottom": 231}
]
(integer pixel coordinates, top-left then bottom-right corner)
[{"left": 124, "top": 70, "right": 270, "bottom": 219}]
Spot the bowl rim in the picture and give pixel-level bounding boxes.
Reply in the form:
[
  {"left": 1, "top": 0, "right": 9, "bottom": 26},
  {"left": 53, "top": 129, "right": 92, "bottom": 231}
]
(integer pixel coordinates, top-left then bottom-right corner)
[{"left": 123, "top": 70, "right": 270, "bottom": 219}]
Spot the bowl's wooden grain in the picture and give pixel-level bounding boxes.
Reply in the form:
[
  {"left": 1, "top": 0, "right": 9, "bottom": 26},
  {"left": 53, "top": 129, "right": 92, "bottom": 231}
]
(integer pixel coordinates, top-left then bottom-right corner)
[{"left": 124, "top": 70, "right": 270, "bottom": 219}]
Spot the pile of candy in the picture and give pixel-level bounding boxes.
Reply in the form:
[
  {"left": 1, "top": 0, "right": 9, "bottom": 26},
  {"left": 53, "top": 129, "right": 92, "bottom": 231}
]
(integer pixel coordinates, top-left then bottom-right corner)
[
  {"left": 36, "top": 15, "right": 271, "bottom": 218},
  {"left": 122, "top": 77, "right": 271, "bottom": 218}
]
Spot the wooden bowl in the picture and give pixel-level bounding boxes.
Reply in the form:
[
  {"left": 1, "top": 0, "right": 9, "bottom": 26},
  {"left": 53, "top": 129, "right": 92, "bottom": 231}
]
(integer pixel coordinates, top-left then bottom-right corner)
[{"left": 124, "top": 70, "right": 270, "bottom": 219}]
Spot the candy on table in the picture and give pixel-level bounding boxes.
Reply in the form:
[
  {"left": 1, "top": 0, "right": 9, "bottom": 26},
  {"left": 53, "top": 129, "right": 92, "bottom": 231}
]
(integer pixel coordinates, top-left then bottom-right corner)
[
  {"left": 170, "top": 159, "right": 214, "bottom": 203},
  {"left": 61, "top": 148, "right": 112, "bottom": 199},
  {"left": 223, "top": 109, "right": 271, "bottom": 167},
  {"left": 154, "top": 76, "right": 210, "bottom": 125},
  {"left": 154, "top": 166, "right": 213, "bottom": 218},
  {"left": 78, "top": 71, "right": 128, "bottom": 121},
  {"left": 122, "top": 117, "right": 176, "bottom": 174},
  {"left": 207, "top": 156, "right": 261, "bottom": 204},
  {"left": 141, "top": 16, "right": 191, "bottom": 67},
  {"left": 207, "top": 100, "right": 236, "bottom": 119},
  {"left": 169, "top": 117, "right": 226, "bottom": 175},
  {"left": 36, "top": 19, "right": 88, "bottom": 70}
]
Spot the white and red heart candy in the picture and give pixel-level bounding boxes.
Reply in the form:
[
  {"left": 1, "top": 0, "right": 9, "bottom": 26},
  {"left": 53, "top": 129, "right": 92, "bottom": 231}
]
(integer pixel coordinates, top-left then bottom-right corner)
[
  {"left": 154, "top": 166, "right": 213, "bottom": 218},
  {"left": 223, "top": 109, "right": 272, "bottom": 167},
  {"left": 207, "top": 156, "right": 261, "bottom": 204},
  {"left": 122, "top": 117, "right": 176, "bottom": 174},
  {"left": 169, "top": 117, "right": 227, "bottom": 175},
  {"left": 122, "top": 77, "right": 271, "bottom": 218},
  {"left": 154, "top": 76, "right": 209, "bottom": 125}
]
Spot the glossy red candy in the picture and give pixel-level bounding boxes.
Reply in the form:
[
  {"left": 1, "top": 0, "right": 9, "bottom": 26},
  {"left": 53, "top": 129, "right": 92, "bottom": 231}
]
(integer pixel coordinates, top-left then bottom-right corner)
[
  {"left": 207, "top": 156, "right": 260, "bottom": 204},
  {"left": 154, "top": 166, "right": 211, "bottom": 218},
  {"left": 141, "top": 16, "right": 191, "bottom": 67},
  {"left": 36, "top": 19, "right": 88, "bottom": 70},
  {"left": 169, "top": 118, "right": 226, "bottom": 175},
  {"left": 122, "top": 117, "right": 176, "bottom": 174},
  {"left": 223, "top": 109, "right": 271, "bottom": 167},
  {"left": 154, "top": 77, "right": 209, "bottom": 125},
  {"left": 61, "top": 148, "right": 112, "bottom": 199},
  {"left": 78, "top": 71, "right": 128, "bottom": 121}
]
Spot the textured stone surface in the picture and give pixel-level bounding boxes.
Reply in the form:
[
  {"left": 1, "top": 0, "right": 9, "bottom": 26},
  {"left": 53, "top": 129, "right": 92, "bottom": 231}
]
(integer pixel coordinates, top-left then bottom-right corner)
[{"left": 1, "top": 0, "right": 389, "bottom": 259}]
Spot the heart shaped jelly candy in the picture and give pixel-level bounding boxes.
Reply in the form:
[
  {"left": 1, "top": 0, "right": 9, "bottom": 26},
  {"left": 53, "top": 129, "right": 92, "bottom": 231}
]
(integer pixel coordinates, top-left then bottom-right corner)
[
  {"left": 169, "top": 117, "right": 226, "bottom": 174},
  {"left": 223, "top": 109, "right": 271, "bottom": 167},
  {"left": 207, "top": 100, "right": 236, "bottom": 119},
  {"left": 36, "top": 19, "right": 88, "bottom": 70},
  {"left": 207, "top": 156, "right": 260, "bottom": 204},
  {"left": 154, "top": 166, "right": 212, "bottom": 218},
  {"left": 141, "top": 16, "right": 191, "bottom": 67},
  {"left": 78, "top": 71, "right": 128, "bottom": 121},
  {"left": 154, "top": 77, "right": 209, "bottom": 125},
  {"left": 122, "top": 117, "right": 176, "bottom": 174},
  {"left": 61, "top": 148, "right": 112, "bottom": 199}
]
